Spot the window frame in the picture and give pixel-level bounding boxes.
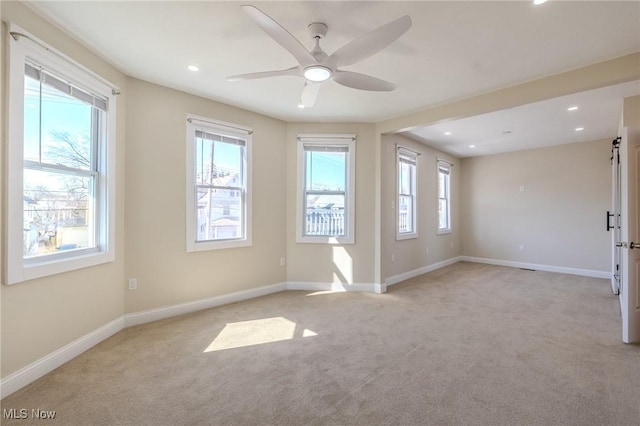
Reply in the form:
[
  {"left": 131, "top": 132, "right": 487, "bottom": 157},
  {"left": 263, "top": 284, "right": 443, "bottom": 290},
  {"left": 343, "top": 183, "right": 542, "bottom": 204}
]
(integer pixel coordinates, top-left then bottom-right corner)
[
  {"left": 296, "top": 134, "right": 356, "bottom": 244},
  {"left": 4, "top": 24, "right": 117, "bottom": 285},
  {"left": 437, "top": 160, "right": 452, "bottom": 235},
  {"left": 396, "top": 146, "right": 418, "bottom": 240},
  {"left": 185, "top": 114, "right": 252, "bottom": 252}
]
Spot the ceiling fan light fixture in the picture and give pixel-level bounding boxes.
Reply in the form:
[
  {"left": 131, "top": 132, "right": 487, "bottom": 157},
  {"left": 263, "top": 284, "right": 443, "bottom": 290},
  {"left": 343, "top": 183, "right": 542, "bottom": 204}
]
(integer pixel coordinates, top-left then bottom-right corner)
[{"left": 304, "top": 66, "right": 332, "bottom": 82}]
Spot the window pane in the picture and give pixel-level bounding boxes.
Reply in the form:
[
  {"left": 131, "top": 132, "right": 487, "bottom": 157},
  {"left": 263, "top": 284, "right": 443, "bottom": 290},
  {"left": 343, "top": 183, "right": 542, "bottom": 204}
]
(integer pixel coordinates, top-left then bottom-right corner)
[
  {"left": 24, "top": 73, "right": 41, "bottom": 162},
  {"left": 306, "top": 150, "right": 346, "bottom": 191},
  {"left": 196, "top": 187, "right": 243, "bottom": 242},
  {"left": 438, "top": 171, "right": 446, "bottom": 197},
  {"left": 196, "top": 137, "right": 244, "bottom": 186},
  {"left": 399, "top": 162, "right": 412, "bottom": 195},
  {"left": 23, "top": 168, "right": 94, "bottom": 257},
  {"left": 37, "top": 76, "right": 93, "bottom": 170},
  {"left": 305, "top": 194, "right": 345, "bottom": 236},
  {"left": 438, "top": 198, "right": 448, "bottom": 229},
  {"left": 398, "top": 195, "right": 413, "bottom": 233}
]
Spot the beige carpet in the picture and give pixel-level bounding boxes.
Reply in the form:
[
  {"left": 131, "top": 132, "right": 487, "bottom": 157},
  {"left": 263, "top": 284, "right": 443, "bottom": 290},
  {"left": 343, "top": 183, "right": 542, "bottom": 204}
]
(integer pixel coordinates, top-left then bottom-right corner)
[{"left": 2, "top": 262, "right": 639, "bottom": 425}]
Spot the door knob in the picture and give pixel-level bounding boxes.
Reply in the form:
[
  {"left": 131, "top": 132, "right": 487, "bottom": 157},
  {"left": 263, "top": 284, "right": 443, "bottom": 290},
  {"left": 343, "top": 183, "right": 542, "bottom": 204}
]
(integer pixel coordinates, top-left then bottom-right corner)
[
  {"left": 616, "top": 242, "right": 627, "bottom": 248},
  {"left": 631, "top": 242, "right": 639, "bottom": 249}
]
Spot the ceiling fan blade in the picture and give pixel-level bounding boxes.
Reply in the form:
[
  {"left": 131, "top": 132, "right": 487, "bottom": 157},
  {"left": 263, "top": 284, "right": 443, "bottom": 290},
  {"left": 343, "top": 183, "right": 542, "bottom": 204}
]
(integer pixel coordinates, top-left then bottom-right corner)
[
  {"left": 227, "top": 66, "right": 300, "bottom": 81},
  {"left": 241, "top": 5, "right": 315, "bottom": 67},
  {"left": 333, "top": 71, "right": 397, "bottom": 91},
  {"left": 329, "top": 15, "right": 412, "bottom": 67},
  {"left": 300, "top": 82, "right": 320, "bottom": 107}
]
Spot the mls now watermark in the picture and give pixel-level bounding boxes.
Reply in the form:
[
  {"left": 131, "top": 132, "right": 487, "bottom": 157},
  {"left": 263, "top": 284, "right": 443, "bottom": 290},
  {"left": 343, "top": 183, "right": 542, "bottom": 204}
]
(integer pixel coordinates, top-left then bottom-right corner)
[{"left": 3, "top": 408, "right": 57, "bottom": 420}]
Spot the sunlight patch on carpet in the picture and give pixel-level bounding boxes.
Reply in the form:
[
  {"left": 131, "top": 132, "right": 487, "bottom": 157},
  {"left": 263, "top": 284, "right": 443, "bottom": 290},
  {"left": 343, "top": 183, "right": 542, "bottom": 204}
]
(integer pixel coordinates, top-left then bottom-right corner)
[
  {"left": 305, "top": 290, "right": 342, "bottom": 296},
  {"left": 204, "top": 317, "right": 318, "bottom": 352}
]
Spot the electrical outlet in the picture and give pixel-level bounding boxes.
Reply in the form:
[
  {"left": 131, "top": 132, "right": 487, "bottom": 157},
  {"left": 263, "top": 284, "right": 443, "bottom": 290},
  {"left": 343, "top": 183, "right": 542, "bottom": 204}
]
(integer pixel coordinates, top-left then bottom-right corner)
[
  {"left": 520, "top": 185, "right": 525, "bottom": 192},
  {"left": 280, "top": 257, "right": 286, "bottom": 266},
  {"left": 519, "top": 244, "right": 525, "bottom": 251},
  {"left": 450, "top": 241, "right": 454, "bottom": 248},
  {"left": 426, "top": 247, "right": 430, "bottom": 254},
  {"left": 128, "top": 278, "right": 137, "bottom": 290},
  {"left": 391, "top": 254, "right": 396, "bottom": 263}
]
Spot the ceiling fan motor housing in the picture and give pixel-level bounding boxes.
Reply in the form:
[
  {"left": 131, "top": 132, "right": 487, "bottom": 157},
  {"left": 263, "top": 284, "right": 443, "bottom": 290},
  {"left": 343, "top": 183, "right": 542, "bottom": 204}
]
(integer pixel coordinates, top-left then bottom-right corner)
[{"left": 307, "top": 22, "right": 328, "bottom": 39}]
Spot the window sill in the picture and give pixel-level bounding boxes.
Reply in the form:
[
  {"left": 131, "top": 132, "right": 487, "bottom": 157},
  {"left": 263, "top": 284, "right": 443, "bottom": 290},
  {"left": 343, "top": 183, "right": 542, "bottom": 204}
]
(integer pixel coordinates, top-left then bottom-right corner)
[
  {"left": 296, "top": 236, "right": 354, "bottom": 245},
  {"left": 396, "top": 232, "right": 418, "bottom": 241},
  {"left": 187, "top": 238, "right": 252, "bottom": 252},
  {"left": 437, "top": 229, "right": 452, "bottom": 235},
  {"left": 5, "top": 250, "right": 114, "bottom": 285}
]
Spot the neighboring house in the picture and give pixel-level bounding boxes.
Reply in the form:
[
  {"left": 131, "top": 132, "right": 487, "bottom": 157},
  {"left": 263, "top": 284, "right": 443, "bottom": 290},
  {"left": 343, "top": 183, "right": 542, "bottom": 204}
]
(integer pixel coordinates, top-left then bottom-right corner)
[
  {"left": 196, "top": 172, "right": 242, "bottom": 241},
  {"left": 23, "top": 196, "right": 39, "bottom": 255},
  {"left": 22, "top": 190, "right": 88, "bottom": 256}
]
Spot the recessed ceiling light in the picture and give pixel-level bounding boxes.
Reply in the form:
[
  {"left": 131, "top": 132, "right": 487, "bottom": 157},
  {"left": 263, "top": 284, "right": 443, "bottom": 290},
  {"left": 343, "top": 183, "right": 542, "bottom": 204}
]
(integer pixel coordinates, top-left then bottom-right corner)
[
  {"left": 502, "top": 130, "right": 512, "bottom": 135},
  {"left": 187, "top": 65, "right": 199, "bottom": 72},
  {"left": 444, "top": 131, "right": 452, "bottom": 136},
  {"left": 567, "top": 106, "right": 579, "bottom": 111},
  {"left": 298, "top": 104, "right": 305, "bottom": 109},
  {"left": 575, "top": 127, "right": 584, "bottom": 131},
  {"left": 469, "top": 145, "right": 476, "bottom": 148},
  {"left": 533, "top": 0, "right": 548, "bottom": 5}
]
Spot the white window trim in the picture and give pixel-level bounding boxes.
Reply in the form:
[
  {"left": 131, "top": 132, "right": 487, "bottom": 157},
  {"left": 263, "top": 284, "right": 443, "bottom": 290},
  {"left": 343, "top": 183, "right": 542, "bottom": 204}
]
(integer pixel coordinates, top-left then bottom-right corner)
[
  {"left": 185, "top": 114, "right": 252, "bottom": 252},
  {"left": 396, "top": 146, "right": 418, "bottom": 240},
  {"left": 4, "top": 24, "right": 117, "bottom": 285},
  {"left": 296, "top": 134, "right": 356, "bottom": 244},
  {"left": 437, "top": 160, "right": 452, "bottom": 235}
]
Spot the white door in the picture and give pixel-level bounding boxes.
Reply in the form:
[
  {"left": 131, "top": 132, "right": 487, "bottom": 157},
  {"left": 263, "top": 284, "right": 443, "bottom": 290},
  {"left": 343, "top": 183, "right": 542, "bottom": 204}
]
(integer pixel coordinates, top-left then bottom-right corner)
[{"left": 619, "top": 127, "right": 640, "bottom": 344}]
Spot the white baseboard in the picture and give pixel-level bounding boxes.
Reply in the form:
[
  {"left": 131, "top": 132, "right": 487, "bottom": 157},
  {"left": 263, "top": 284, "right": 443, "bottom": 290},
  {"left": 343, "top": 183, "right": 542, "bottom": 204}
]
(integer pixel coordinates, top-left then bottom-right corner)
[
  {"left": 460, "top": 256, "right": 610, "bottom": 279},
  {"left": 385, "top": 256, "right": 463, "bottom": 286},
  {"left": 0, "top": 316, "right": 124, "bottom": 399},
  {"left": 124, "top": 282, "right": 288, "bottom": 327}
]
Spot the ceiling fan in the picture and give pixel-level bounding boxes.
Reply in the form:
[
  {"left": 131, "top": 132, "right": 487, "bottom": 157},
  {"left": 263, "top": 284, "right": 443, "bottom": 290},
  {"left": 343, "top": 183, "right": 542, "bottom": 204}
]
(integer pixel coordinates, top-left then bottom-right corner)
[{"left": 227, "top": 5, "right": 412, "bottom": 108}]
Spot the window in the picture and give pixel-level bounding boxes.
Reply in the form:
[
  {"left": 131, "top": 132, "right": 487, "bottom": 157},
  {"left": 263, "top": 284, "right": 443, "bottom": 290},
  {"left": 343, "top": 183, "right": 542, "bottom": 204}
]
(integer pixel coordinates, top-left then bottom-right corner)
[
  {"left": 297, "top": 135, "right": 355, "bottom": 244},
  {"left": 437, "top": 160, "right": 452, "bottom": 234},
  {"left": 397, "top": 147, "right": 418, "bottom": 239},
  {"left": 186, "top": 115, "right": 252, "bottom": 251},
  {"left": 5, "top": 25, "right": 117, "bottom": 285}
]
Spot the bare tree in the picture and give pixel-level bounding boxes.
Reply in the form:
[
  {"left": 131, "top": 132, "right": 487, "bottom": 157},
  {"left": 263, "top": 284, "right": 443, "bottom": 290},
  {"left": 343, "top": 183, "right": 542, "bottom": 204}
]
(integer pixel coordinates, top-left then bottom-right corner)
[{"left": 47, "top": 130, "right": 90, "bottom": 169}]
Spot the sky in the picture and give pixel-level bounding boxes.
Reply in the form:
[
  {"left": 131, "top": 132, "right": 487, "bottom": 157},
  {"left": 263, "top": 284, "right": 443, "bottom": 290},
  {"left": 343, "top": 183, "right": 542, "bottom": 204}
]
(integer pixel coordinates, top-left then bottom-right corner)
[
  {"left": 24, "top": 74, "right": 92, "bottom": 168},
  {"left": 305, "top": 151, "right": 346, "bottom": 191}
]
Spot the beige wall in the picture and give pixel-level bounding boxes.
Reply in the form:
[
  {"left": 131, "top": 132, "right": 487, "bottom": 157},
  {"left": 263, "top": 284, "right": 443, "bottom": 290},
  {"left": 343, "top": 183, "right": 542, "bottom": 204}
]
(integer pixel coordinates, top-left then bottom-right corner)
[
  {"left": 381, "top": 134, "right": 461, "bottom": 282},
  {"left": 285, "top": 123, "right": 376, "bottom": 285},
  {"left": 623, "top": 95, "right": 640, "bottom": 128},
  {"left": 1, "top": 2, "right": 127, "bottom": 377},
  {"left": 461, "top": 139, "right": 612, "bottom": 272},
  {"left": 125, "top": 78, "right": 287, "bottom": 313}
]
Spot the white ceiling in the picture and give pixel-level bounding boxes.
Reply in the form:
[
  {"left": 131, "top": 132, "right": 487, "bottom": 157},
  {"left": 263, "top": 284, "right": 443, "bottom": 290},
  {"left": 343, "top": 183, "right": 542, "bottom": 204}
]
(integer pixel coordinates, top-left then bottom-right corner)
[
  {"left": 26, "top": 1, "right": 640, "bottom": 156},
  {"left": 403, "top": 80, "right": 640, "bottom": 158}
]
